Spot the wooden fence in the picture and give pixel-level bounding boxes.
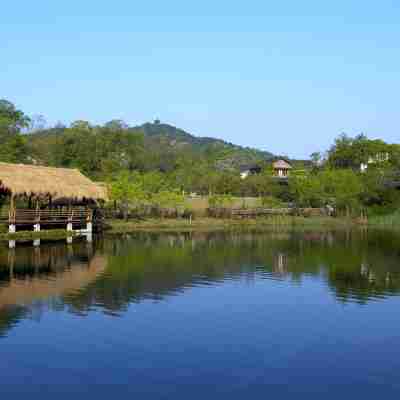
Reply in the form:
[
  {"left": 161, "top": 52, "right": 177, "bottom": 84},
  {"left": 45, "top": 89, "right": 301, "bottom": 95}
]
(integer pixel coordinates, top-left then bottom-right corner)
[{"left": 208, "top": 207, "right": 327, "bottom": 218}]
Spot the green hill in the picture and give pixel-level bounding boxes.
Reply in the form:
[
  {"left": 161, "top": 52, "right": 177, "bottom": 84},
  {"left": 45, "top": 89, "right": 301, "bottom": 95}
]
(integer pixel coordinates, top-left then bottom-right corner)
[
  {"left": 26, "top": 120, "right": 275, "bottom": 177},
  {"left": 130, "top": 121, "right": 274, "bottom": 169}
]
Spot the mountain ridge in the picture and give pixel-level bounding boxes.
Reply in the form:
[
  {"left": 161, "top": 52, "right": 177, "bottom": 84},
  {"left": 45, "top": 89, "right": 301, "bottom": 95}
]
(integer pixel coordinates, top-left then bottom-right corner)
[{"left": 129, "top": 121, "right": 275, "bottom": 169}]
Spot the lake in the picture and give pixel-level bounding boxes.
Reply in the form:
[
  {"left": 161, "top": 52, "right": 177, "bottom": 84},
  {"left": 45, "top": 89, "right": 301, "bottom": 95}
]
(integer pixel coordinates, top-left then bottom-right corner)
[{"left": 1, "top": 229, "right": 400, "bottom": 398}]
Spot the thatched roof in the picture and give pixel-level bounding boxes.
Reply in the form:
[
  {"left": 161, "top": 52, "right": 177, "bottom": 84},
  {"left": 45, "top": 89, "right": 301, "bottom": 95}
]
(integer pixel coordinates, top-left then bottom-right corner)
[
  {"left": 273, "top": 159, "right": 292, "bottom": 169},
  {"left": 0, "top": 162, "right": 107, "bottom": 201}
]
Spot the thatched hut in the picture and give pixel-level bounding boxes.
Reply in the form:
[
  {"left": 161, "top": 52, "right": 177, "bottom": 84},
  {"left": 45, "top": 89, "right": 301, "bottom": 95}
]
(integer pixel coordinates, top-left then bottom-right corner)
[
  {"left": 0, "top": 162, "right": 106, "bottom": 202},
  {"left": 272, "top": 159, "right": 292, "bottom": 178},
  {"left": 0, "top": 162, "right": 107, "bottom": 232}
]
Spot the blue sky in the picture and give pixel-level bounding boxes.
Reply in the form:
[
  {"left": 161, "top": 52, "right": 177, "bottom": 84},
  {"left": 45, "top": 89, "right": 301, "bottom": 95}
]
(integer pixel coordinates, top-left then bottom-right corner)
[{"left": 1, "top": 0, "right": 399, "bottom": 158}]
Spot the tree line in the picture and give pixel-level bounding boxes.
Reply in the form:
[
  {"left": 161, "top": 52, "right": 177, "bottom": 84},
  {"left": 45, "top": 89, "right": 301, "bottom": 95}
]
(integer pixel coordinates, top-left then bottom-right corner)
[{"left": 1, "top": 99, "right": 399, "bottom": 217}]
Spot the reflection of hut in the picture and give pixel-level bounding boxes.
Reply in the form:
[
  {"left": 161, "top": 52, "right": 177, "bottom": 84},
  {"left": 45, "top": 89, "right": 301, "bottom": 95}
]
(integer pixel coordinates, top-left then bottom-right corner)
[
  {"left": 0, "top": 254, "right": 107, "bottom": 309},
  {"left": 0, "top": 162, "right": 107, "bottom": 232},
  {"left": 273, "top": 252, "right": 288, "bottom": 275},
  {"left": 272, "top": 159, "right": 292, "bottom": 178}
]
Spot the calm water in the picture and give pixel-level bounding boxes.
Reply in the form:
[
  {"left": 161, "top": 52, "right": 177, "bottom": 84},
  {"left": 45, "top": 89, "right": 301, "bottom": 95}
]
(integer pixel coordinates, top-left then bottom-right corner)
[{"left": 1, "top": 230, "right": 400, "bottom": 398}]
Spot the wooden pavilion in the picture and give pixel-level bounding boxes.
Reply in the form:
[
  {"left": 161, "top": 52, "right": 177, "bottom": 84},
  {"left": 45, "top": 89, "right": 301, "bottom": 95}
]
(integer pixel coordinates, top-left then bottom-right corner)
[
  {"left": 272, "top": 159, "right": 292, "bottom": 178},
  {"left": 0, "top": 162, "right": 107, "bottom": 233}
]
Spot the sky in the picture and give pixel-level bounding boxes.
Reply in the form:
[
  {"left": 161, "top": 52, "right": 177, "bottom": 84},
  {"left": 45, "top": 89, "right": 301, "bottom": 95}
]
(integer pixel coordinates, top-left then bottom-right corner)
[{"left": 1, "top": 0, "right": 399, "bottom": 158}]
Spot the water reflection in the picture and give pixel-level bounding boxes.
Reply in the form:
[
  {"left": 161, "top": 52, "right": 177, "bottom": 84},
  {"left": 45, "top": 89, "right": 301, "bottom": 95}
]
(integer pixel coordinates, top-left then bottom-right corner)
[
  {"left": 1, "top": 229, "right": 400, "bottom": 337},
  {"left": 0, "top": 238, "right": 105, "bottom": 336}
]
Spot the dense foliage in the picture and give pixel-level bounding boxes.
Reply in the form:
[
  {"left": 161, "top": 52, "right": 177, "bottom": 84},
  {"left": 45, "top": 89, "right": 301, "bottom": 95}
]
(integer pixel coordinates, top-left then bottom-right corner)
[
  {"left": 0, "top": 99, "right": 399, "bottom": 217},
  {"left": 0, "top": 100, "right": 30, "bottom": 163}
]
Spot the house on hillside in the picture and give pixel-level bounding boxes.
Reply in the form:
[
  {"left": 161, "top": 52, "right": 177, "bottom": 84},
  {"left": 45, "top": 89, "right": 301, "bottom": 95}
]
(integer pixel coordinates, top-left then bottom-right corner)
[
  {"left": 273, "top": 159, "right": 292, "bottom": 178},
  {"left": 240, "top": 164, "right": 262, "bottom": 179},
  {"left": 0, "top": 162, "right": 107, "bottom": 233}
]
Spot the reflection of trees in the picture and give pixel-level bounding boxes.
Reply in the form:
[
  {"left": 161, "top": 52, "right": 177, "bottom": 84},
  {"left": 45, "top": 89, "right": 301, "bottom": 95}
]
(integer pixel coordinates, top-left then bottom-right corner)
[
  {"left": 65, "top": 232, "right": 266, "bottom": 315},
  {"left": 1, "top": 229, "right": 400, "bottom": 336},
  {"left": 65, "top": 230, "right": 400, "bottom": 313},
  {"left": 0, "top": 305, "right": 27, "bottom": 337},
  {"left": 289, "top": 230, "right": 400, "bottom": 304}
]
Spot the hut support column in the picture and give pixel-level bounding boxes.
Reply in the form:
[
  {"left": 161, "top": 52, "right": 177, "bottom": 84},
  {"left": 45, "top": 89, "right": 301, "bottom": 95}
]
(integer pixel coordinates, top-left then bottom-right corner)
[
  {"left": 34, "top": 199, "right": 40, "bottom": 232},
  {"left": 67, "top": 208, "right": 73, "bottom": 231},
  {"left": 67, "top": 201, "right": 74, "bottom": 232},
  {"left": 86, "top": 209, "right": 93, "bottom": 233},
  {"left": 9, "top": 195, "right": 16, "bottom": 233},
  {"left": 67, "top": 206, "right": 73, "bottom": 232}
]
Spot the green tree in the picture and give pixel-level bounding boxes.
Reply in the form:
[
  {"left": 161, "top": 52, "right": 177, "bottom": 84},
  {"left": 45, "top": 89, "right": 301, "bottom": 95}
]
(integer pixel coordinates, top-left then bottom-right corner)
[
  {"left": 290, "top": 169, "right": 363, "bottom": 215},
  {"left": 0, "top": 99, "right": 30, "bottom": 162},
  {"left": 109, "top": 172, "right": 146, "bottom": 219},
  {"left": 0, "top": 99, "right": 30, "bottom": 135},
  {"left": 328, "top": 133, "right": 391, "bottom": 170}
]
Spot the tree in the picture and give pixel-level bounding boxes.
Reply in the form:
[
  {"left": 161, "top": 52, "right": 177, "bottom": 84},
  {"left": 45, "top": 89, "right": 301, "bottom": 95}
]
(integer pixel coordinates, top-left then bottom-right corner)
[
  {"left": 0, "top": 99, "right": 30, "bottom": 163},
  {"left": 0, "top": 134, "right": 28, "bottom": 163},
  {"left": 290, "top": 169, "right": 363, "bottom": 215},
  {"left": 152, "top": 189, "right": 185, "bottom": 217},
  {"left": 322, "top": 169, "right": 363, "bottom": 215},
  {"left": 328, "top": 133, "right": 391, "bottom": 170},
  {"left": 208, "top": 194, "right": 234, "bottom": 208},
  {"left": 70, "top": 120, "right": 91, "bottom": 131},
  {"left": 109, "top": 171, "right": 146, "bottom": 219},
  {"left": 290, "top": 174, "right": 324, "bottom": 208},
  {"left": 0, "top": 99, "right": 30, "bottom": 137},
  {"left": 310, "top": 152, "right": 322, "bottom": 165},
  {"left": 104, "top": 119, "right": 128, "bottom": 131}
]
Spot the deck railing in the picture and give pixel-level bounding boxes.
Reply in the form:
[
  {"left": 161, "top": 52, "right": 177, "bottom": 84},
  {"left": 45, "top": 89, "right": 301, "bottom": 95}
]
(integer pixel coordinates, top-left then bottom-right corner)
[{"left": 0, "top": 207, "right": 94, "bottom": 229}]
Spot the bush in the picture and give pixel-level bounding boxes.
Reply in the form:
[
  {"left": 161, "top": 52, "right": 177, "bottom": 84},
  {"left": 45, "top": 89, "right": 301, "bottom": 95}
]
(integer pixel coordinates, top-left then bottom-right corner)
[
  {"left": 261, "top": 196, "right": 283, "bottom": 208},
  {"left": 208, "top": 194, "right": 234, "bottom": 208}
]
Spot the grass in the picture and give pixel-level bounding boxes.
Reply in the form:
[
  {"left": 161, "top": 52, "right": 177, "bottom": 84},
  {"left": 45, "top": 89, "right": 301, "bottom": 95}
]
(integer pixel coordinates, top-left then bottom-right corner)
[
  {"left": 0, "top": 215, "right": 362, "bottom": 240},
  {"left": 108, "top": 216, "right": 355, "bottom": 233},
  {"left": 368, "top": 210, "right": 400, "bottom": 227},
  {"left": 0, "top": 229, "right": 76, "bottom": 241},
  {"left": 185, "top": 196, "right": 263, "bottom": 217}
]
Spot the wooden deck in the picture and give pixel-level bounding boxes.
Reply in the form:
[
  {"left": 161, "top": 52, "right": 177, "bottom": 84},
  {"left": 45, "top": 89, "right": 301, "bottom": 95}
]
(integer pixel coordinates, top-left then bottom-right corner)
[{"left": 0, "top": 207, "right": 95, "bottom": 230}]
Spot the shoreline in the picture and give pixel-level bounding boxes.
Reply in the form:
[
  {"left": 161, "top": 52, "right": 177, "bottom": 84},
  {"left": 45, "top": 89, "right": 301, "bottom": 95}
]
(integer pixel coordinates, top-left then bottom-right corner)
[
  {"left": 0, "top": 229, "right": 76, "bottom": 242},
  {"left": 1, "top": 215, "right": 397, "bottom": 241},
  {"left": 106, "top": 217, "right": 356, "bottom": 233}
]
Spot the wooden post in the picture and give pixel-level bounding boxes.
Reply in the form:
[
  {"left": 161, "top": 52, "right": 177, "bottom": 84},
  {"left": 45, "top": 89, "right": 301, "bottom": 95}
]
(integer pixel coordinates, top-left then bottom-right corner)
[
  {"left": 34, "top": 199, "right": 40, "bottom": 232},
  {"left": 8, "top": 246, "right": 15, "bottom": 277},
  {"left": 9, "top": 194, "right": 16, "bottom": 233},
  {"left": 86, "top": 208, "right": 93, "bottom": 233},
  {"left": 67, "top": 210, "right": 73, "bottom": 232}
]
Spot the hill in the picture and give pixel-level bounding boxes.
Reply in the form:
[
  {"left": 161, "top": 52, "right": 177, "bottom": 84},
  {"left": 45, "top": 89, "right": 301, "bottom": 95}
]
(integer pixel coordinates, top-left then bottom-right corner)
[
  {"left": 26, "top": 120, "right": 275, "bottom": 177},
  {"left": 129, "top": 121, "right": 275, "bottom": 170}
]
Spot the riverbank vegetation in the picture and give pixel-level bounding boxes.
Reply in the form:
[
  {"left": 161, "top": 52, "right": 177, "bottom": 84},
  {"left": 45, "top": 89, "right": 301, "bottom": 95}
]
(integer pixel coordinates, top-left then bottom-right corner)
[
  {"left": 108, "top": 216, "right": 354, "bottom": 233},
  {"left": 0, "top": 229, "right": 75, "bottom": 242},
  {"left": 1, "top": 99, "right": 399, "bottom": 228}
]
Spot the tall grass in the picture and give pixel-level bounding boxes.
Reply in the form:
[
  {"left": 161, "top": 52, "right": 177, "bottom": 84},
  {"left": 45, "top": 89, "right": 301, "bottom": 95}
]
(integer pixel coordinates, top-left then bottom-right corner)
[
  {"left": 368, "top": 210, "right": 400, "bottom": 227},
  {"left": 108, "top": 215, "right": 353, "bottom": 233}
]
